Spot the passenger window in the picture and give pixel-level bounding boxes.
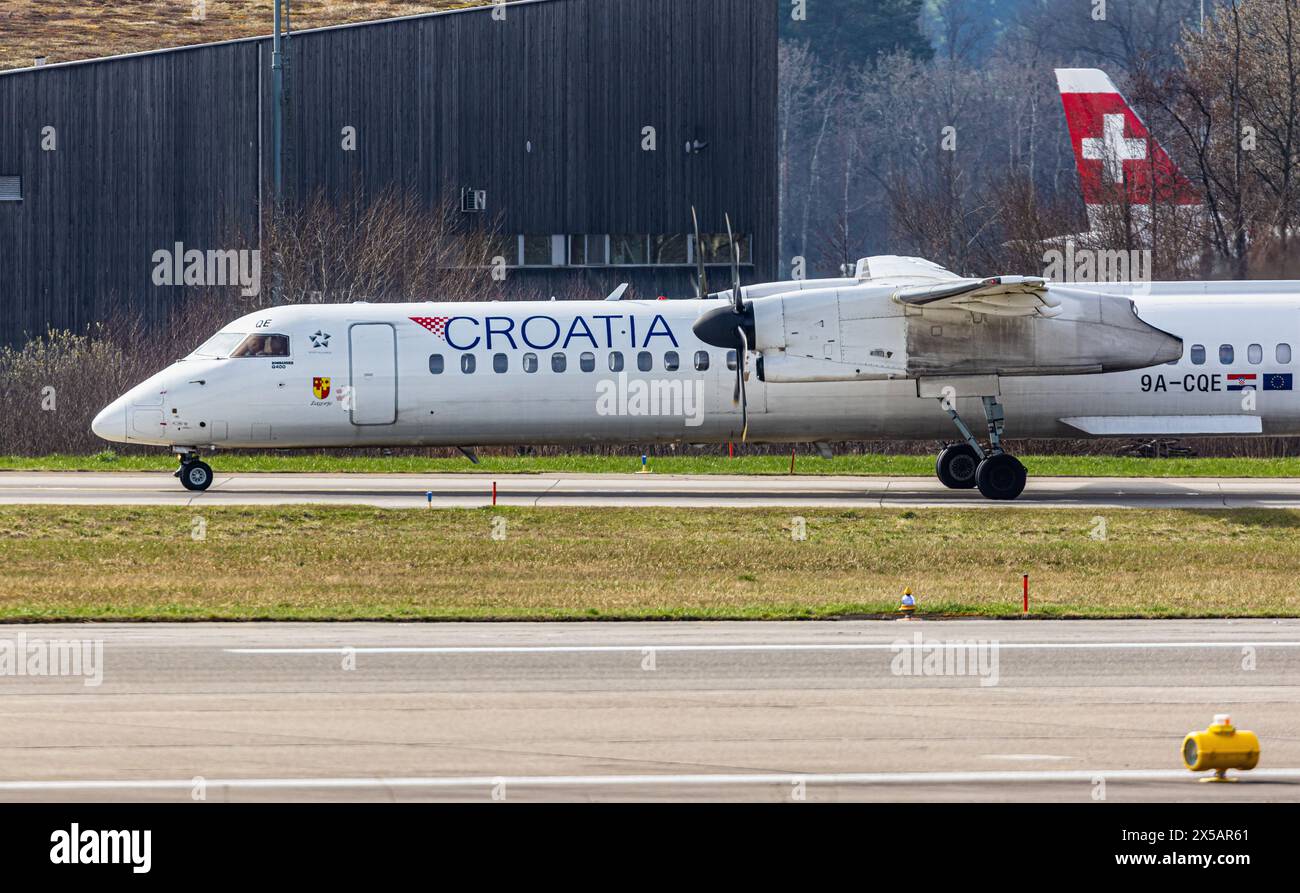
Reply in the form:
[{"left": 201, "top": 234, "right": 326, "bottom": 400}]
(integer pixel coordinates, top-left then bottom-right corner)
[
  {"left": 231, "top": 333, "right": 290, "bottom": 358},
  {"left": 461, "top": 354, "right": 476, "bottom": 374},
  {"left": 637, "top": 351, "right": 653, "bottom": 372},
  {"left": 1219, "top": 344, "right": 1234, "bottom": 365},
  {"left": 1190, "top": 344, "right": 1205, "bottom": 365},
  {"left": 429, "top": 354, "right": 444, "bottom": 374},
  {"left": 580, "top": 352, "right": 596, "bottom": 373},
  {"left": 493, "top": 353, "right": 508, "bottom": 373},
  {"left": 552, "top": 352, "right": 567, "bottom": 373},
  {"left": 726, "top": 350, "right": 738, "bottom": 371},
  {"left": 1279, "top": 343, "right": 1293, "bottom": 364},
  {"left": 694, "top": 351, "right": 710, "bottom": 372},
  {"left": 1248, "top": 343, "right": 1263, "bottom": 364},
  {"left": 523, "top": 353, "right": 538, "bottom": 373},
  {"left": 609, "top": 351, "right": 624, "bottom": 372},
  {"left": 664, "top": 351, "right": 680, "bottom": 372}
]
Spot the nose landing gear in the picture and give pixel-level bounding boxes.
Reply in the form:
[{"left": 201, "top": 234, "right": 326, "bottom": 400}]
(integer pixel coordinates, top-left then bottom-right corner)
[
  {"left": 175, "top": 453, "right": 214, "bottom": 492},
  {"left": 935, "top": 393, "right": 1027, "bottom": 501}
]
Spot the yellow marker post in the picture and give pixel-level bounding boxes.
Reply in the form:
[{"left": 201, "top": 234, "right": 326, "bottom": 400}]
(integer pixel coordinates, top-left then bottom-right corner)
[
  {"left": 898, "top": 587, "right": 917, "bottom": 620},
  {"left": 1182, "top": 714, "right": 1260, "bottom": 782}
]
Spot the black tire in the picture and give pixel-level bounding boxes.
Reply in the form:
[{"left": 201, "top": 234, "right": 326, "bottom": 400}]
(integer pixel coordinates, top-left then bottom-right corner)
[
  {"left": 936, "top": 443, "right": 980, "bottom": 489},
  {"left": 975, "top": 453, "right": 1027, "bottom": 501},
  {"left": 179, "top": 460, "right": 214, "bottom": 492}
]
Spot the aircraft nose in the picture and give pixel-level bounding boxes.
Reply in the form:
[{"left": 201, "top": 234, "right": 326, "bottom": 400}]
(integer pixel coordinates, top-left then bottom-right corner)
[{"left": 91, "top": 399, "right": 129, "bottom": 443}]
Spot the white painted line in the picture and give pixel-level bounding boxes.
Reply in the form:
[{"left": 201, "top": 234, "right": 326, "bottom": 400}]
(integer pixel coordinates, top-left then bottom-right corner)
[
  {"left": 225, "top": 641, "right": 1300, "bottom": 655},
  {"left": 2, "top": 768, "right": 1298, "bottom": 792}
]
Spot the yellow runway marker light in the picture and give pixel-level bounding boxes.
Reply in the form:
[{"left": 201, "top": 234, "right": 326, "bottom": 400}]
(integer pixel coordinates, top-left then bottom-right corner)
[
  {"left": 898, "top": 587, "right": 917, "bottom": 619},
  {"left": 1182, "top": 715, "right": 1260, "bottom": 782}
]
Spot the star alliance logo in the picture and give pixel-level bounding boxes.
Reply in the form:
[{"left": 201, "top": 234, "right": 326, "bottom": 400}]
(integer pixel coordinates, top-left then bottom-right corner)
[{"left": 309, "top": 330, "right": 331, "bottom": 349}]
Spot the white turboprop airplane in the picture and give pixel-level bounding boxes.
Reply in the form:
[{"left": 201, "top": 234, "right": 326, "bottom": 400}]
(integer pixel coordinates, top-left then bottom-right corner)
[{"left": 92, "top": 247, "right": 1300, "bottom": 500}]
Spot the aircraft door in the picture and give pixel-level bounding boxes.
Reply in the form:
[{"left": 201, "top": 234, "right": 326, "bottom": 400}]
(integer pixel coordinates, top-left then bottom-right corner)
[{"left": 348, "top": 323, "right": 398, "bottom": 425}]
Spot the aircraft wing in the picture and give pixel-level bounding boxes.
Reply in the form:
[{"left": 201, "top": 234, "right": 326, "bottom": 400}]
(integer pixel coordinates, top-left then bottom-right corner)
[{"left": 893, "top": 276, "right": 1061, "bottom": 318}]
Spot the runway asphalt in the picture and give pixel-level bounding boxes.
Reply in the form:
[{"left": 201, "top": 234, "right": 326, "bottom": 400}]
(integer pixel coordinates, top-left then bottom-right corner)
[
  {"left": 4, "top": 471, "right": 1300, "bottom": 508},
  {"left": 0, "top": 620, "right": 1297, "bottom": 802}
]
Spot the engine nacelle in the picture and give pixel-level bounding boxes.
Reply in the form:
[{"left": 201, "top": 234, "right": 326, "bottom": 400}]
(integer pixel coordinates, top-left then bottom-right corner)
[
  {"left": 694, "top": 269, "right": 1183, "bottom": 384},
  {"left": 752, "top": 286, "right": 908, "bottom": 382},
  {"left": 740, "top": 284, "right": 1180, "bottom": 383}
]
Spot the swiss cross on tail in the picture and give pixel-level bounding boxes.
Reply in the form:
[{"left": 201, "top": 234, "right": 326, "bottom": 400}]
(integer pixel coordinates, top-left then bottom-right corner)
[
  {"left": 1055, "top": 68, "right": 1200, "bottom": 208},
  {"left": 411, "top": 316, "right": 451, "bottom": 340}
]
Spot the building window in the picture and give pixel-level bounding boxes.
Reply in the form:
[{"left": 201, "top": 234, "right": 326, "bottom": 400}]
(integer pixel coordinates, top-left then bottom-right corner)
[
  {"left": 694, "top": 351, "right": 710, "bottom": 372},
  {"left": 522, "top": 235, "right": 554, "bottom": 266},
  {"left": 461, "top": 354, "right": 476, "bottom": 374},
  {"left": 1190, "top": 344, "right": 1205, "bottom": 365},
  {"left": 1279, "top": 343, "right": 1293, "bottom": 364},
  {"left": 493, "top": 353, "right": 509, "bottom": 373},
  {"left": 695, "top": 233, "right": 752, "bottom": 265},
  {"left": 1219, "top": 344, "right": 1234, "bottom": 365},
  {"left": 570, "top": 235, "right": 608, "bottom": 266},
  {"left": 664, "top": 351, "right": 680, "bottom": 372},
  {"left": 652, "top": 235, "right": 688, "bottom": 265},
  {"left": 1249, "top": 343, "right": 1263, "bottom": 364},
  {"left": 580, "top": 352, "right": 596, "bottom": 372},
  {"left": 429, "top": 354, "right": 444, "bottom": 374},
  {"left": 611, "top": 235, "right": 649, "bottom": 265},
  {"left": 637, "top": 351, "right": 653, "bottom": 372},
  {"left": 523, "top": 352, "right": 538, "bottom": 373},
  {"left": 509, "top": 233, "right": 735, "bottom": 268},
  {"left": 609, "top": 351, "right": 624, "bottom": 372},
  {"left": 0, "top": 176, "right": 20, "bottom": 202},
  {"left": 552, "top": 352, "right": 566, "bottom": 373}
]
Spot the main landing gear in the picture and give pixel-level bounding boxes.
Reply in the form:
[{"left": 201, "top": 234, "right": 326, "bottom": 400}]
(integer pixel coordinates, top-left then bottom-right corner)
[
  {"left": 935, "top": 394, "right": 1027, "bottom": 501},
  {"left": 175, "top": 452, "right": 214, "bottom": 492}
]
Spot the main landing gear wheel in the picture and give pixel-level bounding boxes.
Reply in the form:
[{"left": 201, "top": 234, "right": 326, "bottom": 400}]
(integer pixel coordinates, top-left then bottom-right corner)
[
  {"left": 178, "top": 460, "right": 214, "bottom": 492},
  {"left": 975, "top": 453, "right": 1027, "bottom": 501},
  {"left": 933, "top": 390, "right": 1028, "bottom": 501},
  {"left": 936, "top": 443, "right": 980, "bottom": 489}
]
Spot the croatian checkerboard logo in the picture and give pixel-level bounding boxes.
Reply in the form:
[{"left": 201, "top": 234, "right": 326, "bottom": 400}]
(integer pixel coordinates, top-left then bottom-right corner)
[{"left": 411, "top": 317, "right": 451, "bottom": 341}]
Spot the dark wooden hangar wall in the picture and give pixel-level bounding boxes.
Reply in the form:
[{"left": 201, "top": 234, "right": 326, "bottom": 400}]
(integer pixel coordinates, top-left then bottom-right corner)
[
  {"left": 0, "top": 43, "right": 262, "bottom": 345},
  {"left": 0, "top": 0, "right": 778, "bottom": 345}
]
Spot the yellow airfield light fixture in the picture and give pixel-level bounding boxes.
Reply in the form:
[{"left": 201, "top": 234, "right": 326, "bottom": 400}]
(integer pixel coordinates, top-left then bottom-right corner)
[{"left": 1182, "top": 715, "right": 1260, "bottom": 782}]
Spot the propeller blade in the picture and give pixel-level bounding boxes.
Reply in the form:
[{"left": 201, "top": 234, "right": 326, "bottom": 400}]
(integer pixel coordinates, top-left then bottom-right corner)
[
  {"left": 737, "top": 326, "right": 749, "bottom": 442},
  {"left": 725, "top": 213, "right": 743, "bottom": 313},
  {"left": 691, "top": 205, "right": 708, "bottom": 299}
]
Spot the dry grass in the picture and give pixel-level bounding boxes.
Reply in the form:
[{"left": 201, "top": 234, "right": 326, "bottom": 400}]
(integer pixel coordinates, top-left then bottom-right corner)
[
  {"left": 0, "top": 0, "right": 485, "bottom": 71},
  {"left": 1, "top": 506, "right": 1298, "bottom": 620}
]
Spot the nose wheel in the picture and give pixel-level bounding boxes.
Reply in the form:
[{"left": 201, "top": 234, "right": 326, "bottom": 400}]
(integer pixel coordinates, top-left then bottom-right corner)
[
  {"left": 176, "top": 456, "right": 214, "bottom": 492},
  {"left": 934, "top": 393, "right": 1027, "bottom": 500}
]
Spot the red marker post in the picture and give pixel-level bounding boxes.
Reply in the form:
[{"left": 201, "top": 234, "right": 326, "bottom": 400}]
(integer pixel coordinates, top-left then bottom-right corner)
[
  {"left": 492, "top": 481, "right": 498, "bottom": 507},
  {"left": 1022, "top": 574, "right": 1029, "bottom": 615}
]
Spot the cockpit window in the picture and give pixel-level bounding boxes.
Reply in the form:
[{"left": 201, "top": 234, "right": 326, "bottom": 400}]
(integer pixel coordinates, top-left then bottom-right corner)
[
  {"left": 188, "top": 332, "right": 247, "bottom": 359},
  {"left": 230, "top": 333, "right": 291, "bottom": 358}
]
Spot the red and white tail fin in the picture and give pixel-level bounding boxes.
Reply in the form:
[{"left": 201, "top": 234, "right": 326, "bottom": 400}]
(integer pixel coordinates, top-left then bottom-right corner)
[{"left": 1055, "top": 68, "right": 1200, "bottom": 213}]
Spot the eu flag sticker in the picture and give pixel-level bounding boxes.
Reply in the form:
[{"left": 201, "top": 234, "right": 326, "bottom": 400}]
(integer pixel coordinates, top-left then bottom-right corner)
[{"left": 1264, "top": 373, "right": 1294, "bottom": 391}]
